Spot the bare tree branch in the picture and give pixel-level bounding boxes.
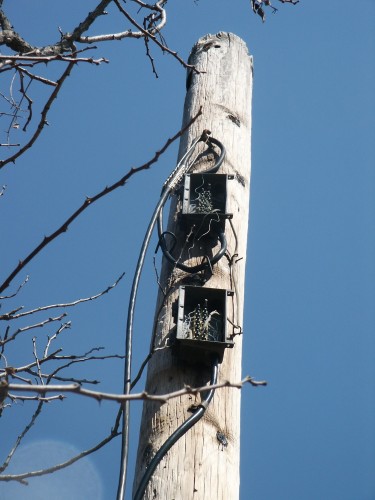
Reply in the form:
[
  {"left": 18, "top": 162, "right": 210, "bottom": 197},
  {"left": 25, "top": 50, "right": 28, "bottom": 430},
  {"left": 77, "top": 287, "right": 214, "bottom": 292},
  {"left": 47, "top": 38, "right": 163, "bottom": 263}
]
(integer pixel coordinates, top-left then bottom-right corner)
[
  {"left": 65, "top": 0, "right": 113, "bottom": 46},
  {"left": 0, "top": 1, "right": 167, "bottom": 59},
  {"left": 5, "top": 375, "right": 267, "bottom": 404},
  {"left": 16, "top": 67, "right": 57, "bottom": 87},
  {"left": 0, "top": 400, "right": 45, "bottom": 473},
  {"left": 0, "top": 1, "right": 200, "bottom": 166},
  {"left": 0, "top": 0, "right": 111, "bottom": 57},
  {"left": 8, "top": 394, "right": 64, "bottom": 402},
  {"left": 77, "top": 0, "right": 167, "bottom": 44},
  {"left": 0, "top": 108, "right": 202, "bottom": 294},
  {"left": 0, "top": 9, "right": 35, "bottom": 53},
  {"left": 251, "top": 0, "right": 299, "bottom": 22},
  {"left": 32, "top": 337, "right": 44, "bottom": 385},
  {"left": 40, "top": 350, "right": 125, "bottom": 385},
  {"left": 0, "top": 273, "right": 125, "bottom": 320},
  {"left": 0, "top": 61, "right": 75, "bottom": 169},
  {"left": 0, "top": 275, "right": 29, "bottom": 300},
  {"left": 1, "top": 343, "right": 124, "bottom": 384},
  {"left": 0, "top": 315, "right": 68, "bottom": 347},
  {"left": 114, "top": 0, "right": 196, "bottom": 73},
  {"left": 0, "top": 54, "right": 109, "bottom": 65},
  {"left": 0, "top": 417, "right": 121, "bottom": 484}
]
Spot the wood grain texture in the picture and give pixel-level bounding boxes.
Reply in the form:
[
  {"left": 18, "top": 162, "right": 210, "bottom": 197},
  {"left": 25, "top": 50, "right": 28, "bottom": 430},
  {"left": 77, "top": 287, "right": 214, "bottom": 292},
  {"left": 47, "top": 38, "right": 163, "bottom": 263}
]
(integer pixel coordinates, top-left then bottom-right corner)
[{"left": 133, "top": 32, "right": 253, "bottom": 500}]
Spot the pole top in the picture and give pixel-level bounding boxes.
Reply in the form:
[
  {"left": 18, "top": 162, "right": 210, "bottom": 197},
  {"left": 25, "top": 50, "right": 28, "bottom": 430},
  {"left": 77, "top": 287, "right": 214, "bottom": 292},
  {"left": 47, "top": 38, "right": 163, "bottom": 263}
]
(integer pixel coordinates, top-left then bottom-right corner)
[{"left": 189, "top": 32, "right": 251, "bottom": 59}]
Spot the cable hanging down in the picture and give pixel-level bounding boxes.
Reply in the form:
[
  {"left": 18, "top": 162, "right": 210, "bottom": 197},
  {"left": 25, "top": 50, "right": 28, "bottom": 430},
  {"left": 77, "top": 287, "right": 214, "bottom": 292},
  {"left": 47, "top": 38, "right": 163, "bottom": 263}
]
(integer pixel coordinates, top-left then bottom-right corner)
[
  {"left": 116, "top": 131, "right": 226, "bottom": 500},
  {"left": 133, "top": 355, "right": 219, "bottom": 500}
]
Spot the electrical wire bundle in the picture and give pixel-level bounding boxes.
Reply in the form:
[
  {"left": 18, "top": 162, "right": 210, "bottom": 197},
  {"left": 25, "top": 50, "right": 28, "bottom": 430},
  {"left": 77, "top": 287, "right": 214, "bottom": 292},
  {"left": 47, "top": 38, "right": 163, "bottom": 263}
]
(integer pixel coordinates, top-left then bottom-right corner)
[{"left": 116, "top": 131, "right": 227, "bottom": 500}]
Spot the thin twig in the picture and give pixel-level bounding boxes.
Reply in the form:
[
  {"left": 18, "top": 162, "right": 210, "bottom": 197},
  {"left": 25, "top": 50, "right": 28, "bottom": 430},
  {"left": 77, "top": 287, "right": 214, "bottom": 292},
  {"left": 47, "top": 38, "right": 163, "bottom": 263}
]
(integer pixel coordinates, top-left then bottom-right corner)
[
  {"left": 0, "top": 273, "right": 125, "bottom": 320},
  {"left": 8, "top": 394, "right": 64, "bottom": 402},
  {"left": 0, "top": 315, "right": 68, "bottom": 347},
  {"left": 17, "top": 67, "right": 57, "bottom": 86},
  {"left": 0, "top": 61, "right": 75, "bottom": 169},
  {"left": 2, "top": 351, "right": 124, "bottom": 383},
  {"left": 77, "top": 0, "right": 167, "bottom": 45},
  {"left": 0, "top": 276, "right": 29, "bottom": 300},
  {"left": 0, "top": 418, "right": 121, "bottom": 484},
  {"left": 0, "top": 400, "right": 44, "bottom": 473},
  {"left": 43, "top": 322, "right": 71, "bottom": 358},
  {"left": 0, "top": 55, "right": 109, "bottom": 64},
  {"left": 46, "top": 351, "right": 125, "bottom": 382},
  {"left": 18, "top": 71, "right": 33, "bottom": 132},
  {"left": 32, "top": 337, "right": 44, "bottom": 385}
]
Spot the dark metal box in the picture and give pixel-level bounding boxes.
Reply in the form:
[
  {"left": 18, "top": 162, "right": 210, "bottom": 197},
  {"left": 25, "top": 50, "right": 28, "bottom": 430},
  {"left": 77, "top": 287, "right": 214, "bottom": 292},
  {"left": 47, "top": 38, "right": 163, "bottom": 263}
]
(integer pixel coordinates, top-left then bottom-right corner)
[
  {"left": 175, "top": 285, "right": 234, "bottom": 364},
  {"left": 181, "top": 174, "right": 233, "bottom": 234}
]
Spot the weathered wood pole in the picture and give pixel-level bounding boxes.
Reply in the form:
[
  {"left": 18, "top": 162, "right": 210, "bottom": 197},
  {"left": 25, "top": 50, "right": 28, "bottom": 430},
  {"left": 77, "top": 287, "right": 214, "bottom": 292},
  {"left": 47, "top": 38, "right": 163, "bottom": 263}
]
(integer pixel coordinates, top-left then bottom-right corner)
[{"left": 133, "top": 32, "right": 253, "bottom": 499}]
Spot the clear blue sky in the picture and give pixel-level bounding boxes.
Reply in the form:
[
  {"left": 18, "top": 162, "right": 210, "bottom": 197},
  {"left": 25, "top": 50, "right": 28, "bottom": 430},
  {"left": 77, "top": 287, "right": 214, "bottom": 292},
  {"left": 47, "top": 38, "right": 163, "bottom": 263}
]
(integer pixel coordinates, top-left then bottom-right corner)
[{"left": 1, "top": 1, "right": 374, "bottom": 499}]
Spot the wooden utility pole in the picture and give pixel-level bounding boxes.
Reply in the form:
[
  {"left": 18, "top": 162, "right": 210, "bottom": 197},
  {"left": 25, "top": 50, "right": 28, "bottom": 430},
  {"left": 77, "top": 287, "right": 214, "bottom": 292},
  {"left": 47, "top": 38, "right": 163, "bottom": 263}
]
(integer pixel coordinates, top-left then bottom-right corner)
[{"left": 133, "top": 32, "right": 253, "bottom": 499}]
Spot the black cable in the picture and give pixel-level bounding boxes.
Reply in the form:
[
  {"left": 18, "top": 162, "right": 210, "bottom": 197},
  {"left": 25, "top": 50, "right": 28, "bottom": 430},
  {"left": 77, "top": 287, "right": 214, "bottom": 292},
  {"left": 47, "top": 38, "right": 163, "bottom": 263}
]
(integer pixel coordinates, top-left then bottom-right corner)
[
  {"left": 159, "top": 228, "right": 227, "bottom": 273},
  {"left": 116, "top": 134, "right": 205, "bottom": 500},
  {"left": 157, "top": 135, "right": 227, "bottom": 273},
  {"left": 202, "top": 136, "right": 226, "bottom": 174},
  {"left": 133, "top": 356, "right": 219, "bottom": 500}
]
